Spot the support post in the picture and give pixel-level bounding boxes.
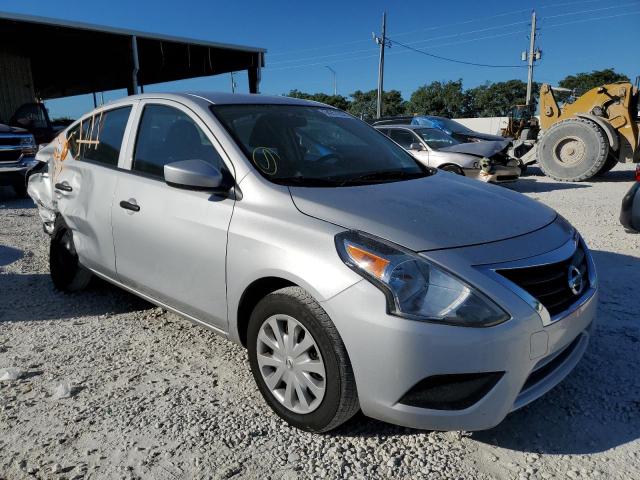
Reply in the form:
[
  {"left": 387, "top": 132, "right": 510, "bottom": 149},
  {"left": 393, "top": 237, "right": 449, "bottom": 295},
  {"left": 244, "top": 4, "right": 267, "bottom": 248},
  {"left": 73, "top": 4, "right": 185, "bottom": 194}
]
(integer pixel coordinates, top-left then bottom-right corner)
[
  {"left": 92, "top": 92, "right": 97, "bottom": 108},
  {"left": 131, "top": 35, "right": 140, "bottom": 95},
  {"left": 248, "top": 53, "right": 262, "bottom": 94}
]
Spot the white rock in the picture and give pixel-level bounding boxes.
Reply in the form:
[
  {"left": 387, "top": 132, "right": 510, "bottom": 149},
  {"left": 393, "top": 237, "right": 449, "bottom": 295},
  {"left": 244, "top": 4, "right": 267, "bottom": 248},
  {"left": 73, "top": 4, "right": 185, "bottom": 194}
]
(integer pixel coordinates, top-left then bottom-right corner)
[
  {"left": 0, "top": 367, "right": 25, "bottom": 381},
  {"left": 53, "top": 382, "right": 76, "bottom": 399}
]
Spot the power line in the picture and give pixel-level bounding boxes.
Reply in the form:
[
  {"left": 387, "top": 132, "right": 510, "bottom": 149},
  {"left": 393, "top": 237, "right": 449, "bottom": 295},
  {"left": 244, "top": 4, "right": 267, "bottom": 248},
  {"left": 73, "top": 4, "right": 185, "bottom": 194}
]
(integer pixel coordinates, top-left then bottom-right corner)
[
  {"left": 268, "top": 17, "right": 531, "bottom": 67},
  {"left": 388, "top": 38, "right": 527, "bottom": 68},
  {"left": 265, "top": 8, "right": 640, "bottom": 73},
  {"left": 267, "top": 0, "right": 606, "bottom": 59},
  {"left": 544, "top": 1, "right": 640, "bottom": 19},
  {"left": 266, "top": 29, "right": 530, "bottom": 72},
  {"left": 543, "top": 9, "right": 640, "bottom": 27},
  {"left": 268, "top": 2, "right": 637, "bottom": 68}
]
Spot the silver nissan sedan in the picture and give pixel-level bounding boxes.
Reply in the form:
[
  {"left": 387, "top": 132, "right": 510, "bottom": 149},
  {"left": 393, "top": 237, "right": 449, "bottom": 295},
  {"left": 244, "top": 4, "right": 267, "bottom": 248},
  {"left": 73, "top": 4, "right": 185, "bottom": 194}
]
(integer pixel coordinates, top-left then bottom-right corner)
[{"left": 28, "top": 92, "right": 598, "bottom": 433}]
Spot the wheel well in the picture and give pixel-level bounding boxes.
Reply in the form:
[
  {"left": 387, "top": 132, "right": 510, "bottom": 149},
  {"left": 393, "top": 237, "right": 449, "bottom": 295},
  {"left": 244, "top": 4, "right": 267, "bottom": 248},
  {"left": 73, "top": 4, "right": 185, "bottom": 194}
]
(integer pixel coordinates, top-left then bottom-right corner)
[
  {"left": 439, "top": 163, "right": 464, "bottom": 175},
  {"left": 237, "top": 277, "right": 296, "bottom": 347}
]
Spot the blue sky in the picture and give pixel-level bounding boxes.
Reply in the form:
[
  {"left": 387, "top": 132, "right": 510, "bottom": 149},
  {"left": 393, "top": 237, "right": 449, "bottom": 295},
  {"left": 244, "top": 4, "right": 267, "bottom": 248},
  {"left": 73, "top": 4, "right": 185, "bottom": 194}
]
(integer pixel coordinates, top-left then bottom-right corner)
[{"left": 2, "top": 0, "right": 639, "bottom": 118}]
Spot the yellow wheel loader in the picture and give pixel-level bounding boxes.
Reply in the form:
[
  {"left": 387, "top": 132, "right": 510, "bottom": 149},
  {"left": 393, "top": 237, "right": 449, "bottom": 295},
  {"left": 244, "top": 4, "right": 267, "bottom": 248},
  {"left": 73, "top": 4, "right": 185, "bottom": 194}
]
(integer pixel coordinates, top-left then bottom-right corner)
[{"left": 535, "top": 82, "right": 639, "bottom": 181}]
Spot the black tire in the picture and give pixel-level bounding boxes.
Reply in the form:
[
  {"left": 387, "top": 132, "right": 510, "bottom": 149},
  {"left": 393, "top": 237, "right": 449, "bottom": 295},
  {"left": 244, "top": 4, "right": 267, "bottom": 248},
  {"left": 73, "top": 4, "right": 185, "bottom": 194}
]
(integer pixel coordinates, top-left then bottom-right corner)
[
  {"left": 247, "top": 286, "right": 359, "bottom": 432},
  {"left": 12, "top": 180, "right": 28, "bottom": 198},
  {"left": 50, "top": 218, "right": 92, "bottom": 292},
  {"left": 538, "top": 117, "right": 609, "bottom": 182},
  {"left": 595, "top": 152, "right": 619, "bottom": 177},
  {"left": 439, "top": 164, "right": 464, "bottom": 175}
]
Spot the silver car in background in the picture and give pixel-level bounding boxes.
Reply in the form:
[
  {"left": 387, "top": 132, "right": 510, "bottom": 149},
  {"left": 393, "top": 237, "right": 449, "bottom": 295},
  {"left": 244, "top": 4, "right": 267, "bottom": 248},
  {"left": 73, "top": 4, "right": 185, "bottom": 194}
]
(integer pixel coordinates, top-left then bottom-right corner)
[
  {"left": 29, "top": 93, "right": 597, "bottom": 432},
  {"left": 376, "top": 124, "right": 521, "bottom": 183}
]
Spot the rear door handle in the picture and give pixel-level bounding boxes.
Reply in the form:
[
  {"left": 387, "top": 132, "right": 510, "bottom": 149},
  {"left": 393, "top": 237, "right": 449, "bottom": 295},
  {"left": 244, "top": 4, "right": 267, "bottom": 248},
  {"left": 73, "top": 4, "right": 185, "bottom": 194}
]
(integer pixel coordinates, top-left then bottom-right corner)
[
  {"left": 55, "top": 182, "right": 72, "bottom": 192},
  {"left": 119, "top": 200, "right": 140, "bottom": 212}
]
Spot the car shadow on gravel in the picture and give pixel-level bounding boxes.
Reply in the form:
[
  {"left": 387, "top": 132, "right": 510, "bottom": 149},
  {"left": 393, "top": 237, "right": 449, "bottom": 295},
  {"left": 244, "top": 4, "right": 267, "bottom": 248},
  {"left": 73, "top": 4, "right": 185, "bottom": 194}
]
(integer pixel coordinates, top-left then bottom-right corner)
[
  {"left": 589, "top": 168, "right": 636, "bottom": 183},
  {"left": 470, "top": 249, "right": 640, "bottom": 455},
  {"left": 0, "top": 186, "right": 35, "bottom": 209},
  {"left": 332, "top": 250, "right": 640, "bottom": 455},
  {"left": 0, "top": 273, "right": 154, "bottom": 322},
  {"left": 506, "top": 179, "right": 590, "bottom": 194},
  {"left": 0, "top": 246, "right": 24, "bottom": 267}
]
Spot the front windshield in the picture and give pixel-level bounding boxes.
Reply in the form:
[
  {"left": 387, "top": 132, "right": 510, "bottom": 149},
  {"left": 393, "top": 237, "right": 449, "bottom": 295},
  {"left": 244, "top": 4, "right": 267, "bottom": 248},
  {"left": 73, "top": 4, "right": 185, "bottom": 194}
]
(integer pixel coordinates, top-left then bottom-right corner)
[
  {"left": 415, "top": 128, "right": 460, "bottom": 149},
  {"left": 210, "top": 104, "right": 430, "bottom": 186},
  {"left": 430, "top": 117, "right": 476, "bottom": 135}
]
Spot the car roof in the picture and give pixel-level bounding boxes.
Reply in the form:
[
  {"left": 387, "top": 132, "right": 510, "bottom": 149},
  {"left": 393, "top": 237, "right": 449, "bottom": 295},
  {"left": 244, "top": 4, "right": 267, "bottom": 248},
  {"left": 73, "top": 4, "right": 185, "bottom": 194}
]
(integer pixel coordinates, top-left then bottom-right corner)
[
  {"left": 375, "top": 124, "right": 432, "bottom": 130},
  {"left": 119, "top": 91, "right": 329, "bottom": 108}
]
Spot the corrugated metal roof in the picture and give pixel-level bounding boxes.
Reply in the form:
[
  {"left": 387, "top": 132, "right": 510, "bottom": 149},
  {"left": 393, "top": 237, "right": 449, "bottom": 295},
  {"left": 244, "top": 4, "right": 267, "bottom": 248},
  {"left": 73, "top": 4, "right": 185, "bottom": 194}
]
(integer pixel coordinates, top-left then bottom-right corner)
[{"left": 0, "top": 10, "right": 266, "bottom": 54}]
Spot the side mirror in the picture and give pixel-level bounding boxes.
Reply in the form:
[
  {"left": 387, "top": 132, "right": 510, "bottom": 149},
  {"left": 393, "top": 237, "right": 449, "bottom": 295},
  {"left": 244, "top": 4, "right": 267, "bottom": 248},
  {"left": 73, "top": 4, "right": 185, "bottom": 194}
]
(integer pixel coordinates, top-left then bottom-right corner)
[
  {"left": 409, "top": 142, "right": 425, "bottom": 151},
  {"left": 164, "top": 160, "right": 226, "bottom": 191}
]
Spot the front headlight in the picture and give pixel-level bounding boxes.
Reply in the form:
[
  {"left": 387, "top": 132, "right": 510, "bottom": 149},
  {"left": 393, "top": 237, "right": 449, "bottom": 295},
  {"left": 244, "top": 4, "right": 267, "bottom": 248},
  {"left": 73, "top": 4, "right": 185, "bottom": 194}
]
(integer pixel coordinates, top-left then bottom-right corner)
[
  {"left": 20, "top": 135, "right": 37, "bottom": 154},
  {"left": 335, "top": 231, "right": 509, "bottom": 327}
]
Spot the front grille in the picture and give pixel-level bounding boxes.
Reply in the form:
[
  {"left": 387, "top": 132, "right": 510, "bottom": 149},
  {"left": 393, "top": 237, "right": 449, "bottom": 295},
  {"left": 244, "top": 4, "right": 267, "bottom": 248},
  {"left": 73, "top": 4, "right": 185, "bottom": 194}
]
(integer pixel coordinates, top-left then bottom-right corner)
[
  {"left": 0, "top": 137, "right": 22, "bottom": 146},
  {"left": 497, "top": 244, "right": 589, "bottom": 317},
  {"left": 0, "top": 150, "right": 22, "bottom": 162}
]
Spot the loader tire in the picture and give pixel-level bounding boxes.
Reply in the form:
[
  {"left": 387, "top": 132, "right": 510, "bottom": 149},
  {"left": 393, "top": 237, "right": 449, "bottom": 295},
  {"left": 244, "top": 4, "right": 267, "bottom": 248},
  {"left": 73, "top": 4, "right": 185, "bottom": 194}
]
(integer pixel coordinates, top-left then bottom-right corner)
[
  {"left": 595, "top": 152, "right": 619, "bottom": 177},
  {"left": 538, "top": 117, "right": 609, "bottom": 182}
]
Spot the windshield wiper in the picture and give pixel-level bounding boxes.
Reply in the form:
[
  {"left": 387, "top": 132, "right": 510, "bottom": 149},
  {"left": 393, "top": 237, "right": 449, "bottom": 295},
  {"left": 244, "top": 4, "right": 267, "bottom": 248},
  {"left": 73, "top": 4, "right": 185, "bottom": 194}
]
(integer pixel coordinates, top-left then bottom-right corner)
[
  {"left": 276, "top": 176, "right": 345, "bottom": 187},
  {"left": 339, "top": 170, "right": 428, "bottom": 186}
]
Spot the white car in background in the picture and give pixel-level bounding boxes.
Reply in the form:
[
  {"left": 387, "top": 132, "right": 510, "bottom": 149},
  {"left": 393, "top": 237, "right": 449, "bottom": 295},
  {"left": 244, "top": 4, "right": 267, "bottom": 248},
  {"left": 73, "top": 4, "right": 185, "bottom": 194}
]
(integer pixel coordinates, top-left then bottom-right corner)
[{"left": 376, "top": 125, "right": 521, "bottom": 183}]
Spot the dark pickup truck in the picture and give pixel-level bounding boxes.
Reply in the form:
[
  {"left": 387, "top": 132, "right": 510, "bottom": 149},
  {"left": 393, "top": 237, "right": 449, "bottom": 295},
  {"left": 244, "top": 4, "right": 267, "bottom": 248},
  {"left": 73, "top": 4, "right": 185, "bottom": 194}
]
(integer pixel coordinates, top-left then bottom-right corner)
[
  {"left": 7, "top": 102, "right": 65, "bottom": 145},
  {"left": 0, "top": 123, "right": 38, "bottom": 197}
]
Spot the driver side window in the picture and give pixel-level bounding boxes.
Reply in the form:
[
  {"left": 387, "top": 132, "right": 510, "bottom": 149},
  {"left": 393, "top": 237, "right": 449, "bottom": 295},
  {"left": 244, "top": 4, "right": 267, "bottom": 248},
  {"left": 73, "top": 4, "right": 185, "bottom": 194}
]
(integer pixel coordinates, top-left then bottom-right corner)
[{"left": 132, "top": 104, "right": 224, "bottom": 178}]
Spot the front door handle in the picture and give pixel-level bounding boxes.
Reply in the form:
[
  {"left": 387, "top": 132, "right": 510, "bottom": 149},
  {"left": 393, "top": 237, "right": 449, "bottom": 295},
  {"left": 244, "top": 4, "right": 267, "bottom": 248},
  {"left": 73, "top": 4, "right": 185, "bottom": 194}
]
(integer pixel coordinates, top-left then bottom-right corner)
[
  {"left": 55, "top": 182, "right": 72, "bottom": 192},
  {"left": 119, "top": 200, "right": 140, "bottom": 212}
]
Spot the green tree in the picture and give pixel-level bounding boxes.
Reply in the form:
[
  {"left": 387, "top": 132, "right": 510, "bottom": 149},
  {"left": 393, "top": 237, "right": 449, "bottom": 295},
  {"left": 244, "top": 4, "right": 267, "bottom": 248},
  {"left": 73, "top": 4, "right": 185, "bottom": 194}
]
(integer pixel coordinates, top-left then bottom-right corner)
[
  {"left": 347, "top": 89, "right": 406, "bottom": 119},
  {"left": 286, "top": 90, "right": 350, "bottom": 111},
  {"left": 466, "top": 79, "right": 537, "bottom": 117},
  {"left": 406, "top": 80, "right": 469, "bottom": 117},
  {"left": 558, "top": 68, "right": 629, "bottom": 95}
]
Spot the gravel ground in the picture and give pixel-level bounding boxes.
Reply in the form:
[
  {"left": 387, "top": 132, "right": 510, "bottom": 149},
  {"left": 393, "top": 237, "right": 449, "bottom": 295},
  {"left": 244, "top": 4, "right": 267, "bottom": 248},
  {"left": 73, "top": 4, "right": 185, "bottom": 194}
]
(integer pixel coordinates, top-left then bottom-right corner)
[{"left": 1, "top": 164, "right": 639, "bottom": 480}]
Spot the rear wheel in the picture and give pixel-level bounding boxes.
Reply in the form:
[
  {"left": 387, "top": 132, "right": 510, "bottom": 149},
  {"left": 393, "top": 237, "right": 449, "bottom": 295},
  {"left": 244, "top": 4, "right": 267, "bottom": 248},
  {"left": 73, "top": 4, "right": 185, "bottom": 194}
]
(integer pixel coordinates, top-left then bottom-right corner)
[
  {"left": 247, "top": 286, "right": 359, "bottom": 432},
  {"left": 538, "top": 118, "right": 609, "bottom": 181},
  {"left": 50, "top": 219, "right": 92, "bottom": 292}
]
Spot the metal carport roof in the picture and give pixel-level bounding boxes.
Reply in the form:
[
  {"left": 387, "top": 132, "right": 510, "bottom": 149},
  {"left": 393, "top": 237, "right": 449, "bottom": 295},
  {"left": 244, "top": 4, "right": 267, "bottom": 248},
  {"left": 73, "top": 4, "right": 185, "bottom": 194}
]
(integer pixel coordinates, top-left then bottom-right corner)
[{"left": 0, "top": 10, "right": 266, "bottom": 99}]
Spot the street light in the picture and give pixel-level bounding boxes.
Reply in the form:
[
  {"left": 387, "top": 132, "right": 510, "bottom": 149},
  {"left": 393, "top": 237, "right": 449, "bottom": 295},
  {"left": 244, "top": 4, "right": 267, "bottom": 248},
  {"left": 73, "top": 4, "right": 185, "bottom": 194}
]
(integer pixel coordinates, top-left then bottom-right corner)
[{"left": 325, "top": 66, "right": 337, "bottom": 95}]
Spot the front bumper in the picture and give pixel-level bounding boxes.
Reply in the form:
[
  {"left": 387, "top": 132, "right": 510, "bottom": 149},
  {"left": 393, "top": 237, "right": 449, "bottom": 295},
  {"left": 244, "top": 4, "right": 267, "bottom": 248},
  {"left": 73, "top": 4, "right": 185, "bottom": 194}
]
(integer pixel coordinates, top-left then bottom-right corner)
[
  {"left": 0, "top": 156, "right": 38, "bottom": 184},
  {"left": 321, "top": 236, "right": 597, "bottom": 431},
  {"left": 464, "top": 164, "right": 521, "bottom": 183}
]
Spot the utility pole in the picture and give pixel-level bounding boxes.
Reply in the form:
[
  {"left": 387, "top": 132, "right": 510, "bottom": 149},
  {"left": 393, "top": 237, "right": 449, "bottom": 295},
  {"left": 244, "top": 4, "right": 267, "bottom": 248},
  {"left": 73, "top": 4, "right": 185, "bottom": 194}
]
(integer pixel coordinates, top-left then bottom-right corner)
[
  {"left": 374, "top": 12, "right": 387, "bottom": 119},
  {"left": 325, "top": 66, "right": 337, "bottom": 95},
  {"left": 525, "top": 10, "right": 537, "bottom": 106}
]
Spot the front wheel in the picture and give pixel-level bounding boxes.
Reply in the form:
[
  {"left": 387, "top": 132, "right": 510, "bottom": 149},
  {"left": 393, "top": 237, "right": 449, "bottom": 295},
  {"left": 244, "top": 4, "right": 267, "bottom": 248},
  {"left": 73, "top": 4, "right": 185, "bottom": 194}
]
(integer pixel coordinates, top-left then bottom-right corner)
[
  {"left": 50, "top": 219, "right": 92, "bottom": 292},
  {"left": 439, "top": 164, "right": 464, "bottom": 175},
  {"left": 247, "top": 286, "right": 359, "bottom": 432}
]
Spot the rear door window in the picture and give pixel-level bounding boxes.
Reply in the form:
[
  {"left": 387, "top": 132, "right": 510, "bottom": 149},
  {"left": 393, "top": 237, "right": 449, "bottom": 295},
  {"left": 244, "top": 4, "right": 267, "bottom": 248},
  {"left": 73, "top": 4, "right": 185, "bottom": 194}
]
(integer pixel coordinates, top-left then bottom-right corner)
[{"left": 76, "top": 106, "right": 132, "bottom": 167}]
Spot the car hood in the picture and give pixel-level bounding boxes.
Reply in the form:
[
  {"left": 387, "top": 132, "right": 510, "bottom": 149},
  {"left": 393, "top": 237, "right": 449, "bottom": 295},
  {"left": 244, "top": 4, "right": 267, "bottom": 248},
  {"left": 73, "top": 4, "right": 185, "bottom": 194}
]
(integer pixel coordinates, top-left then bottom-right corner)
[
  {"left": 289, "top": 172, "right": 557, "bottom": 252},
  {"left": 0, "top": 123, "right": 28, "bottom": 134},
  {"left": 439, "top": 139, "right": 510, "bottom": 157}
]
